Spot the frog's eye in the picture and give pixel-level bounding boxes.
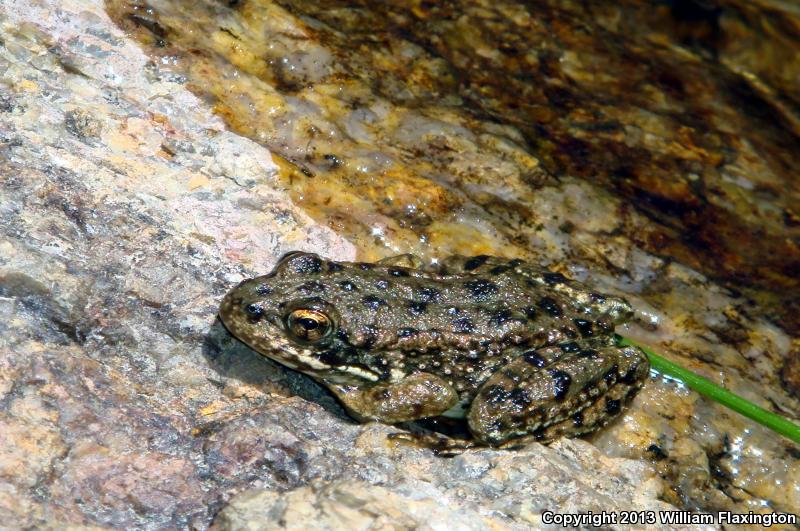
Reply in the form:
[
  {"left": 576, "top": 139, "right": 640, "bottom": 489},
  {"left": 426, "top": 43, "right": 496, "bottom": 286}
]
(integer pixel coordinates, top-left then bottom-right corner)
[{"left": 286, "top": 308, "right": 332, "bottom": 343}]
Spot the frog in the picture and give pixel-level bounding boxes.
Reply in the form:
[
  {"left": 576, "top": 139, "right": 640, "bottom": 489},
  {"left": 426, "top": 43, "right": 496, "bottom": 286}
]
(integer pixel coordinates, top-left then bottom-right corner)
[{"left": 218, "top": 251, "right": 650, "bottom": 452}]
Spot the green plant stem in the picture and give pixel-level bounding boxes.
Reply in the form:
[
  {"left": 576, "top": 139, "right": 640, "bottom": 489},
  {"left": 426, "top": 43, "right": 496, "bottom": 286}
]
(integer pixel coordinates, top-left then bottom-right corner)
[{"left": 617, "top": 335, "right": 800, "bottom": 445}]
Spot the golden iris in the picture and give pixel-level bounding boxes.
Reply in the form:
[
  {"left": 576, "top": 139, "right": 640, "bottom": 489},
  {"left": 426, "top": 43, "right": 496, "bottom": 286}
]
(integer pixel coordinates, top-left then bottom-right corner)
[{"left": 286, "top": 309, "right": 331, "bottom": 342}]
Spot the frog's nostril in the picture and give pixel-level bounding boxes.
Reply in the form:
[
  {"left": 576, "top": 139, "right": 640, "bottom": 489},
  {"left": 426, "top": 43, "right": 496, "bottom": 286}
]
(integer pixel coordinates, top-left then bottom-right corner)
[{"left": 244, "top": 304, "right": 264, "bottom": 322}]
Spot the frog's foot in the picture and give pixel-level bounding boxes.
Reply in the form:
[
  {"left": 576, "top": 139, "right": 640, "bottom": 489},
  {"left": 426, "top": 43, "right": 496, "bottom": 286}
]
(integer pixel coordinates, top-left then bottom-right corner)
[{"left": 388, "top": 431, "right": 482, "bottom": 456}]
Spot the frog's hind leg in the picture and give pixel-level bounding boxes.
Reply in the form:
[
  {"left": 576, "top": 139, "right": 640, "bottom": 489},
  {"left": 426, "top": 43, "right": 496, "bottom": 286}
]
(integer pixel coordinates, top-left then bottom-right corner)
[
  {"left": 524, "top": 362, "right": 648, "bottom": 444},
  {"left": 467, "top": 344, "right": 649, "bottom": 446}
]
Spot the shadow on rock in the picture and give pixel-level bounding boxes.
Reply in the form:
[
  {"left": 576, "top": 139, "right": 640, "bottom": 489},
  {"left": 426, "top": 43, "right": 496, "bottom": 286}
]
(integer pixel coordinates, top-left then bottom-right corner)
[{"left": 202, "top": 317, "right": 351, "bottom": 421}]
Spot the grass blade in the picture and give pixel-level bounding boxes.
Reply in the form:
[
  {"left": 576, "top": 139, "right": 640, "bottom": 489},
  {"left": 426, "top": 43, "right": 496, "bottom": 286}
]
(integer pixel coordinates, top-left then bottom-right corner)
[{"left": 617, "top": 335, "right": 800, "bottom": 445}]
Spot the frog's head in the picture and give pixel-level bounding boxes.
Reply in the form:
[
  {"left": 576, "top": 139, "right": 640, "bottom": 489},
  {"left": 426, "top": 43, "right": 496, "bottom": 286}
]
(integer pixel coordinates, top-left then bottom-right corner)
[{"left": 219, "top": 252, "right": 406, "bottom": 385}]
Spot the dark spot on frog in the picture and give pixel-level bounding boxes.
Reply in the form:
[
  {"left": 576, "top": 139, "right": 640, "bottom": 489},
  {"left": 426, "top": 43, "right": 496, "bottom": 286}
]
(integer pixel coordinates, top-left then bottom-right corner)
[
  {"left": 408, "top": 300, "right": 427, "bottom": 315},
  {"left": 560, "top": 325, "right": 578, "bottom": 339},
  {"left": 326, "top": 261, "right": 345, "bottom": 272},
  {"left": 336, "top": 329, "right": 350, "bottom": 343},
  {"left": 339, "top": 280, "right": 358, "bottom": 291},
  {"left": 596, "top": 318, "right": 614, "bottom": 334},
  {"left": 523, "top": 306, "right": 537, "bottom": 320},
  {"left": 548, "top": 369, "right": 572, "bottom": 401},
  {"left": 318, "top": 347, "right": 343, "bottom": 365},
  {"left": 523, "top": 350, "right": 547, "bottom": 367},
  {"left": 624, "top": 387, "right": 640, "bottom": 401},
  {"left": 289, "top": 254, "right": 322, "bottom": 274},
  {"left": 485, "top": 384, "right": 511, "bottom": 405},
  {"left": 488, "top": 308, "right": 514, "bottom": 326},
  {"left": 543, "top": 272, "right": 566, "bottom": 285},
  {"left": 463, "top": 255, "right": 489, "bottom": 271},
  {"left": 463, "top": 279, "right": 499, "bottom": 302},
  {"left": 560, "top": 342, "right": 580, "bottom": 353},
  {"left": 358, "top": 263, "right": 373, "bottom": 270},
  {"left": 590, "top": 293, "right": 607, "bottom": 304},
  {"left": 533, "top": 429, "right": 546, "bottom": 441},
  {"left": 621, "top": 363, "right": 643, "bottom": 384},
  {"left": 577, "top": 349, "right": 598, "bottom": 359},
  {"left": 489, "top": 264, "right": 511, "bottom": 275},
  {"left": 388, "top": 267, "right": 409, "bottom": 277},
  {"left": 483, "top": 419, "right": 506, "bottom": 440},
  {"left": 417, "top": 286, "right": 441, "bottom": 303},
  {"left": 296, "top": 281, "right": 326, "bottom": 294},
  {"left": 572, "top": 411, "right": 584, "bottom": 427},
  {"left": 539, "top": 297, "right": 562, "bottom": 317},
  {"left": 375, "top": 279, "right": 390, "bottom": 290},
  {"left": 255, "top": 284, "right": 272, "bottom": 296},
  {"left": 397, "top": 327, "right": 419, "bottom": 338},
  {"left": 573, "top": 318, "right": 594, "bottom": 336},
  {"left": 605, "top": 398, "right": 621, "bottom": 416},
  {"left": 244, "top": 304, "right": 263, "bottom": 323},
  {"left": 508, "top": 259, "right": 524, "bottom": 268},
  {"left": 361, "top": 327, "right": 379, "bottom": 348},
  {"left": 604, "top": 364, "right": 619, "bottom": 386},
  {"left": 452, "top": 316, "right": 475, "bottom": 334},
  {"left": 510, "top": 388, "right": 532, "bottom": 408},
  {"left": 362, "top": 295, "right": 388, "bottom": 310}
]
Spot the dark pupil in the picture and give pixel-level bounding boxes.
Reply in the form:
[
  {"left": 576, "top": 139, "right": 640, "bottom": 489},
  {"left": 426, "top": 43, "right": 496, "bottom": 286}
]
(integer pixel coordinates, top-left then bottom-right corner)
[{"left": 298, "top": 317, "right": 320, "bottom": 331}]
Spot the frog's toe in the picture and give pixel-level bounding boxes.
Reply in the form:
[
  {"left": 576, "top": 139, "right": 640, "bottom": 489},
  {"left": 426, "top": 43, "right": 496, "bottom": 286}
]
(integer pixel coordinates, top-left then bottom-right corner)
[{"left": 387, "top": 431, "right": 479, "bottom": 456}]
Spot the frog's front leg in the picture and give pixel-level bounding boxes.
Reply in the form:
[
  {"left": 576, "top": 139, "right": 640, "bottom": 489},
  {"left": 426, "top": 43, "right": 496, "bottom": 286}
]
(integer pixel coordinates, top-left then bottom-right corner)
[
  {"left": 468, "top": 344, "right": 649, "bottom": 446},
  {"left": 325, "top": 372, "right": 459, "bottom": 424}
]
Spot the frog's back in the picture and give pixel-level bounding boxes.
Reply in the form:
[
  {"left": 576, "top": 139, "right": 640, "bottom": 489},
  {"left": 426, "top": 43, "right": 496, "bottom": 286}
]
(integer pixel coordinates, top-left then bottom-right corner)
[
  {"left": 435, "top": 255, "right": 633, "bottom": 326},
  {"left": 248, "top": 254, "right": 629, "bottom": 351}
]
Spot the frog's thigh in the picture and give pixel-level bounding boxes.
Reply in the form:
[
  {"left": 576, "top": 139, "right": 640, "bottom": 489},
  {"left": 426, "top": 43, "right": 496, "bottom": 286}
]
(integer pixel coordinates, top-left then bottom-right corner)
[
  {"left": 468, "top": 345, "right": 648, "bottom": 445},
  {"left": 327, "top": 372, "right": 459, "bottom": 424}
]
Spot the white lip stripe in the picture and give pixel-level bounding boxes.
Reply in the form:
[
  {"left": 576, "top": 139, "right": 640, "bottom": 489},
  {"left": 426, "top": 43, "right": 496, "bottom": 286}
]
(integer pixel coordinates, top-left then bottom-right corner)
[{"left": 221, "top": 312, "right": 382, "bottom": 383}]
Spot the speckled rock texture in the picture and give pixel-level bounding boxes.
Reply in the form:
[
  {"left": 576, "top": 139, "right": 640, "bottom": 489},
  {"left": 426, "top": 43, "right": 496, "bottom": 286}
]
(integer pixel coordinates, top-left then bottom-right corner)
[{"left": 0, "top": 0, "right": 798, "bottom": 528}]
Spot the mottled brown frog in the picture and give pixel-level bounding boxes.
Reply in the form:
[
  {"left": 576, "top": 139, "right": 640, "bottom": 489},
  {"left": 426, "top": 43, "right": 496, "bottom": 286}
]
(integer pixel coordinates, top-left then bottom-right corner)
[{"left": 219, "top": 252, "right": 649, "bottom": 450}]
